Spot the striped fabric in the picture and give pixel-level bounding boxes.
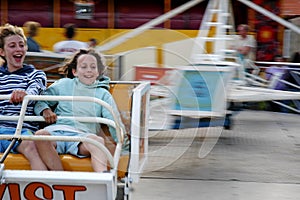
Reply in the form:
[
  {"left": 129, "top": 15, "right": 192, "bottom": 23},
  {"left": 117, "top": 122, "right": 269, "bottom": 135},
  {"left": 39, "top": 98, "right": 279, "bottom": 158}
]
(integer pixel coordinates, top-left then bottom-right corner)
[{"left": 0, "top": 64, "right": 47, "bottom": 132}]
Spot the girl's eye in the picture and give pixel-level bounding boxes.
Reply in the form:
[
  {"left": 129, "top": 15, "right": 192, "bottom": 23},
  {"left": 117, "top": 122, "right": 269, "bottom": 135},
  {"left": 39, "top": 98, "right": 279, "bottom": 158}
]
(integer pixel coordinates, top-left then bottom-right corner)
[{"left": 79, "top": 63, "right": 87, "bottom": 68}]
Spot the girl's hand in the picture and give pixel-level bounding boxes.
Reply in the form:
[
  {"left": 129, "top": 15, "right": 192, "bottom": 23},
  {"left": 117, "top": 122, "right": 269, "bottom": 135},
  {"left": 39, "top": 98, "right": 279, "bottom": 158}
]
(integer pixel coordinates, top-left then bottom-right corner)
[
  {"left": 42, "top": 108, "right": 57, "bottom": 124},
  {"left": 9, "top": 90, "right": 27, "bottom": 104}
]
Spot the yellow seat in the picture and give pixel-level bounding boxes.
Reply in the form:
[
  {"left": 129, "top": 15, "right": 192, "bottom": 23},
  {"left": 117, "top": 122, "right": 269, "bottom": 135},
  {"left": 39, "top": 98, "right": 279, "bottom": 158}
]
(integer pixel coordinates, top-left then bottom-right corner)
[{"left": 1, "top": 153, "right": 129, "bottom": 179}]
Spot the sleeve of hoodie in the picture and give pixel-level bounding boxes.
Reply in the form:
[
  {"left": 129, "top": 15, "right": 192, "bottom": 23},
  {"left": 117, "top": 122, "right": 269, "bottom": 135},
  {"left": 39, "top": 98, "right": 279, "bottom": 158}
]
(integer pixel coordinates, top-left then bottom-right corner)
[
  {"left": 100, "top": 90, "right": 126, "bottom": 144},
  {"left": 34, "top": 80, "right": 60, "bottom": 116},
  {"left": 26, "top": 69, "right": 47, "bottom": 95}
]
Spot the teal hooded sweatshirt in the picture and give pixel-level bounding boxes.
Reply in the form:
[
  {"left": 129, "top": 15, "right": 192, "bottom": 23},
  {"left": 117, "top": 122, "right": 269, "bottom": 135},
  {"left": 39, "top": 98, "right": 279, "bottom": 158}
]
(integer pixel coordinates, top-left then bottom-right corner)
[{"left": 34, "top": 76, "right": 128, "bottom": 150}]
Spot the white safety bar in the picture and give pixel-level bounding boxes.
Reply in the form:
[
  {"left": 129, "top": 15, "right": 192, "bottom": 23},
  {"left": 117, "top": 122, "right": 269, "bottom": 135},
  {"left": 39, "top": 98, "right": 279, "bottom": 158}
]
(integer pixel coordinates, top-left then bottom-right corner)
[{"left": 0, "top": 95, "right": 125, "bottom": 169}]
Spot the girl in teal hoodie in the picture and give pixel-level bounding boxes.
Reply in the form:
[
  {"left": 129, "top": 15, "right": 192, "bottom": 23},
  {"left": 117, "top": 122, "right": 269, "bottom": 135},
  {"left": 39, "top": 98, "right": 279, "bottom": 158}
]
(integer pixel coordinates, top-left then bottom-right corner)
[{"left": 34, "top": 49, "right": 127, "bottom": 172}]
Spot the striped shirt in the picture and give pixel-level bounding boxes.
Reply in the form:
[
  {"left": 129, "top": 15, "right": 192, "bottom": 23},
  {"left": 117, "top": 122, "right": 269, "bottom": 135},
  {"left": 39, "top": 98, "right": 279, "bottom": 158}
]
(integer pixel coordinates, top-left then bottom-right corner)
[{"left": 0, "top": 64, "right": 47, "bottom": 132}]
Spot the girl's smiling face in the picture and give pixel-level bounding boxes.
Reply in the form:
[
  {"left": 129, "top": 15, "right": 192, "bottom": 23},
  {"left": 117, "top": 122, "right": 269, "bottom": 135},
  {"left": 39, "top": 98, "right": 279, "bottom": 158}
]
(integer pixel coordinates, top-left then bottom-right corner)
[
  {"left": 72, "top": 54, "right": 100, "bottom": 85},
  {"left": 0, "top": 35, "right": 27, "bottom": 72}
]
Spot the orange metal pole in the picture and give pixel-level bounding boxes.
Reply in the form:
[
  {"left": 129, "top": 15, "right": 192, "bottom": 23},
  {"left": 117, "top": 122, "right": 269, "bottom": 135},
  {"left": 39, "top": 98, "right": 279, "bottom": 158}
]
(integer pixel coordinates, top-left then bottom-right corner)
[
  {"left": 108, "top": 0, "right": 115, "bottom": 29},
  {"left": 1, "top": 0, "right": 8, "bottom": 25},
  {"left": 53, "top": 0, "right": 61, "bottom": 27},
  {"left": 164, "top": 0, "right": 171, "bottom": 29}
]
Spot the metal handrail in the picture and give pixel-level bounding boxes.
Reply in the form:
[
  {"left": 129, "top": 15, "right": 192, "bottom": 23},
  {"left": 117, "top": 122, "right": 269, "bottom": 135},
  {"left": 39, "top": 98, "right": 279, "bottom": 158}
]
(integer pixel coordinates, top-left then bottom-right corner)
[
  {"left": 0, "top": 134, "right": 114, "bottom": 166},
  {"left": 0, "top": 95, "right": 125, "bottom": 169}
]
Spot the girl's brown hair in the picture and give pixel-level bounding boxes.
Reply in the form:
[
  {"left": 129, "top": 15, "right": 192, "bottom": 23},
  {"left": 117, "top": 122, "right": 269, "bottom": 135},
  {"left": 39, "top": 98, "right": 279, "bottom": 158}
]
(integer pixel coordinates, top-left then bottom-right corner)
[{"left": 63, "top": 48, "right": 107, "bottom": 79}]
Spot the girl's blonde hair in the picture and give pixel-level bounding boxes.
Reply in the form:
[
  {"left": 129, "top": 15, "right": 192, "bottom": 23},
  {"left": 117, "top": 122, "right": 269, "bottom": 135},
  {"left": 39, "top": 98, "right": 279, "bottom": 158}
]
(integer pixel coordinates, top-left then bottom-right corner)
[
  {"left": 0, "top": 23, "right": 27, "bottom": 65},
  {"left": 0, "top": 23, "right": 27, "bottom": 49}
]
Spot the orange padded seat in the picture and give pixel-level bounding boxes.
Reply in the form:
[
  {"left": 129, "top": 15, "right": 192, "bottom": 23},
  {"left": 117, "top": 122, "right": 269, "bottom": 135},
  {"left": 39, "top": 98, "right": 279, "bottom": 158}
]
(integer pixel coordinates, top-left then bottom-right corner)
[{"left": 0, "top": 153, "right": 129, "bottom": 179}]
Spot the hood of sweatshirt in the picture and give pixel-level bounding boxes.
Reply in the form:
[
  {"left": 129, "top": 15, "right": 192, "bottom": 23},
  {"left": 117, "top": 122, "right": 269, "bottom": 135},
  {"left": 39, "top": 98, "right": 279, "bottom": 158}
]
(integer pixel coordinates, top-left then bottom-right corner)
[
  {"left": 74, "top": 75, "right": 110, "bottom": 90},
  {"left": 0, "top": 64, "right": 35, "bottom": 75}
]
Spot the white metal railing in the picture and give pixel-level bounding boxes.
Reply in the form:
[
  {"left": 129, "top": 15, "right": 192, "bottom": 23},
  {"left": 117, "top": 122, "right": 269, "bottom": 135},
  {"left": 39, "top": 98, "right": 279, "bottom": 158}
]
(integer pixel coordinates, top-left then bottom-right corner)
[{"left": 0, "top": 95, "right": 125, "bottom": 169}]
